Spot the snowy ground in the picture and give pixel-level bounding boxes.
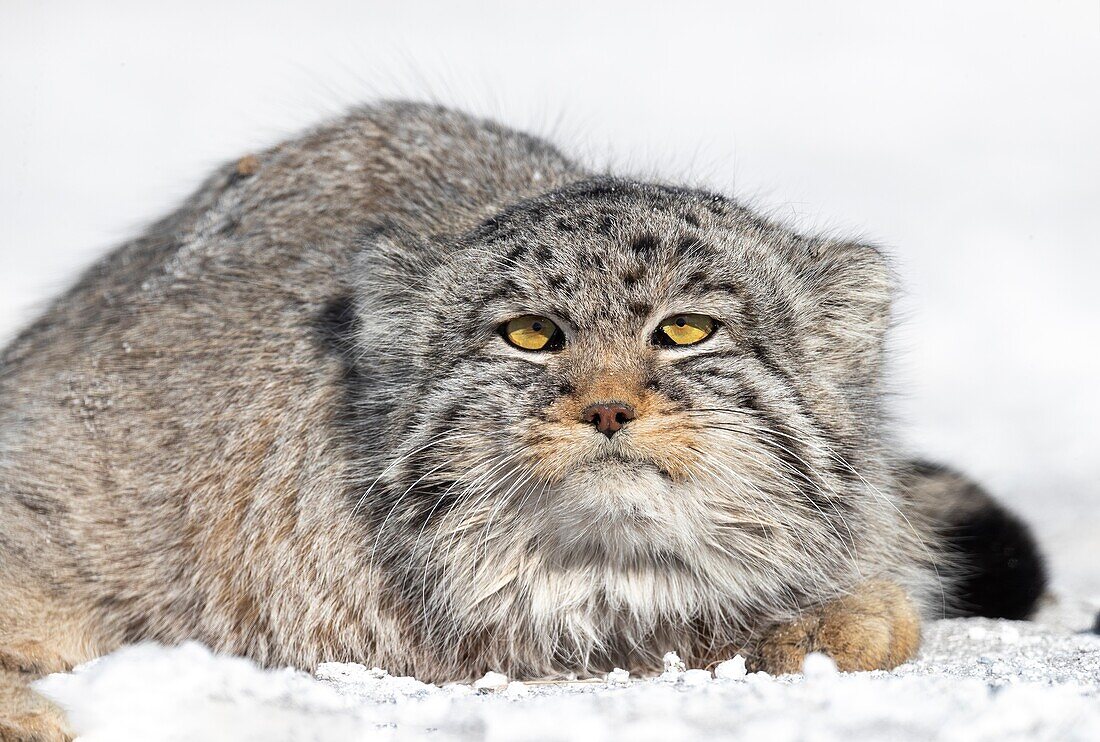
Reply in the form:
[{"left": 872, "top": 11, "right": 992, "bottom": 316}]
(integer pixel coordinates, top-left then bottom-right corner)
[
  {"left": 5, "top": 2, "right": 1100, "bottom": 740},
  {"left": 35, "top": 602, "right": 1100, "bottom": 741}
]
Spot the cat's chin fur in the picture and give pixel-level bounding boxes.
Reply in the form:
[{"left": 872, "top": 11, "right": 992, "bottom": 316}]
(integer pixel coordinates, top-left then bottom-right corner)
[
  {"left": 421, "top": 464, "right": 914, "bottom": 679},
  {"left": 424, "top": 512, "right": 864, "bottom": 680},
  {"left": 548, "top": 460, "right": 683, "bottom": 547}
]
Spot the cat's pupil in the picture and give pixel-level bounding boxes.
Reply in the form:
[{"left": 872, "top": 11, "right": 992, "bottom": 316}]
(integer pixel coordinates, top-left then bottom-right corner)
[
  {"left": 675, "top": 317, "right": 687, "bottom": 327},
  {"left": 532, "top": 321, "right": 543, "bottom": 331}
]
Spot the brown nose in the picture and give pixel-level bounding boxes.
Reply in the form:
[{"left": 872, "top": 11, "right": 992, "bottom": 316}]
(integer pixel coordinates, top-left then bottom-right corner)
[{"left": 581, "top": 402, "right": 636, "bottom": 439}]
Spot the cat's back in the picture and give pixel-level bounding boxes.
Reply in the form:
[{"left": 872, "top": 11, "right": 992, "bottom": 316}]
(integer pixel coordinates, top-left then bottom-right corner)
[
  {"left": 2, "top": 102, "right": 580, "bottom": 375},
  {"left": 0, "top": 103, "right": 581, "bottom": 662}
]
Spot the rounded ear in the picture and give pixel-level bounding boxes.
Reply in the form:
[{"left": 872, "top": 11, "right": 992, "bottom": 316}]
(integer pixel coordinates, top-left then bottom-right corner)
[
  {"left": 352, "top": 224, "right": 441, "bottom": 312},
  {"left": 349, "top": 225, "right": 445, "bottom": 372},
  {"left": 798, "top": 239, "right": 894, "bottom": 382}
]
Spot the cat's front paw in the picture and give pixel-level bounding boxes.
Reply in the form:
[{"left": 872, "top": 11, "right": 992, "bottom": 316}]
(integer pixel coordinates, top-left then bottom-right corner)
[{"left": 750, "top": 579, "right": 921, "bottom": 674}]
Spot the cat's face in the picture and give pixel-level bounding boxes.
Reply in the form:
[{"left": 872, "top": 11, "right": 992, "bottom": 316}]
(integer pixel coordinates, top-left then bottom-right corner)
[{"left": 357, "top": 179, "right": 896, "bottom": 618}]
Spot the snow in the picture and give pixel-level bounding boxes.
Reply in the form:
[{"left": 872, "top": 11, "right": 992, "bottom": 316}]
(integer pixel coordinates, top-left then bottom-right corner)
[
  {"left": 714, "top": 656, "right": 748, "bottom": 681},
  {"left": 662, "top": 652, "right": 688, "bottom": 677},
  {"left": 800, "top": 653, "right": 838, "bottom": 680},
  {"left": 35, "top": 604, "right": 1100, "bottom": 741},
  {"left": 605, "top": 668, "right": 631, "bottom": 684},
  {"left": 681, "top": 669, "right": 713, "bottom": 687},
  {"left": 473, "top": 672, "right": 510, "bottom": 693}
]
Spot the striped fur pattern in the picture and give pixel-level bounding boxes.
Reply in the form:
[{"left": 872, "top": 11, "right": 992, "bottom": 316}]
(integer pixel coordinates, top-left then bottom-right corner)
[
  {"left": 1, "top": 102, "right": 1020, "bottom": 720},
  {"left": 349, "top": 179, "right": 935, "bottom": 677}
]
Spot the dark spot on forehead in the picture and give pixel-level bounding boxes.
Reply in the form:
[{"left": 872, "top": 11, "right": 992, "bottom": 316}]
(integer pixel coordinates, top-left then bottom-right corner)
[
  {"left": 687, "top": 270, "right": 710, "bottom": 286},
  {"left": 503, "top": 243, "right": 527, "bottom": 265},
  {"left": 579, "top": 250, "right": 607, "bottom": 271},
  {"left": 482, "top": 277, "right": 521, "bottom": 303},
  {"left": 691, "top": 278, "right": 745, "bottom": 298},
  {"left": 628, "top": 300, "right": 652, "bottom": 317},
  {"left": 622, "top": 266, "right": 646, "bottom": 286},
  {"left": 597, "top": 214, "right": 614, "bottom": 236},
  {"left": 547, "top": 274, "right": 567, "bottom": 290},
  {"left": 630, "top": 233, "right": 659, "bottom": 255},
  {"left": 526, "top": 202, "right": 550, "bottom": 222},
  {"left": 535, "top": 244, "right": 554, "bottom": 264},
  {"left": 683, "top": 212, "right": 701, "bottom": 227},
  {"left": 473, "top": 213, "right": 517, "bottom": 243},
  {"left": 555, "top": 218, "right": 577, "bottom": 233},
  {"left": 676, "top": 236, "right": 708, "bottom": 258}
]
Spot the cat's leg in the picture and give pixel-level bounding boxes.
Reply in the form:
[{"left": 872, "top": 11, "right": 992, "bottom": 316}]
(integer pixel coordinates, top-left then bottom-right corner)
[
  {"left": 750, "top": 580, "right": 920, "bottom": 674},
  {"left": 0, "top": 582, "right": 103, "bottom": 741},
  {"left": 0, "top": 669, "right": 71, "bottom": 742}
]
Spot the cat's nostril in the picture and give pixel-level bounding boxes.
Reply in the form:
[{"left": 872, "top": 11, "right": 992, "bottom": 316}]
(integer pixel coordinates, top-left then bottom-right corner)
[{"left": 580, "top": 402, "right": 636, "bottom": 439}]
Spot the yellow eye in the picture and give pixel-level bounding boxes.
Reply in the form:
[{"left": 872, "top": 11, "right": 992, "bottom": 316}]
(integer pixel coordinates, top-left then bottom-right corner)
[
  {"left": 655, "top": 313, "right": 716, "bottom": 346},
  {"left": 502, "top": 315, "right": 561, "bottom": 351}
]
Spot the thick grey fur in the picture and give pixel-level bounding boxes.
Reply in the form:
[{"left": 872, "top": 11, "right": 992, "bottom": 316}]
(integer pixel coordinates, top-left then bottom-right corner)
[{"left": 0, "top": 102, "right": 1042, "bottom": 687}]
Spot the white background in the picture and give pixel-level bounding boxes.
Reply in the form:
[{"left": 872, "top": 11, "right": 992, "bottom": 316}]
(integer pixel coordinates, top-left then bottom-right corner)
[{"left": 2, "top": 1, "right": 1097, "bottom": 594}]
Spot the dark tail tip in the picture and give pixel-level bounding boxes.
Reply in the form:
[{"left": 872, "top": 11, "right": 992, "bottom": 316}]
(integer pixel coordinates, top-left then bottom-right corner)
[{"left": 943, "top": 498, "right": 1048, "bottom": 620}]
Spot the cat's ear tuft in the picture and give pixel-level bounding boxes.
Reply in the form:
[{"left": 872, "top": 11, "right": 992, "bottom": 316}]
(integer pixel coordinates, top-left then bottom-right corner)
[{"left": 799, "top": 239, "right": 894, "bottom": 381}]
